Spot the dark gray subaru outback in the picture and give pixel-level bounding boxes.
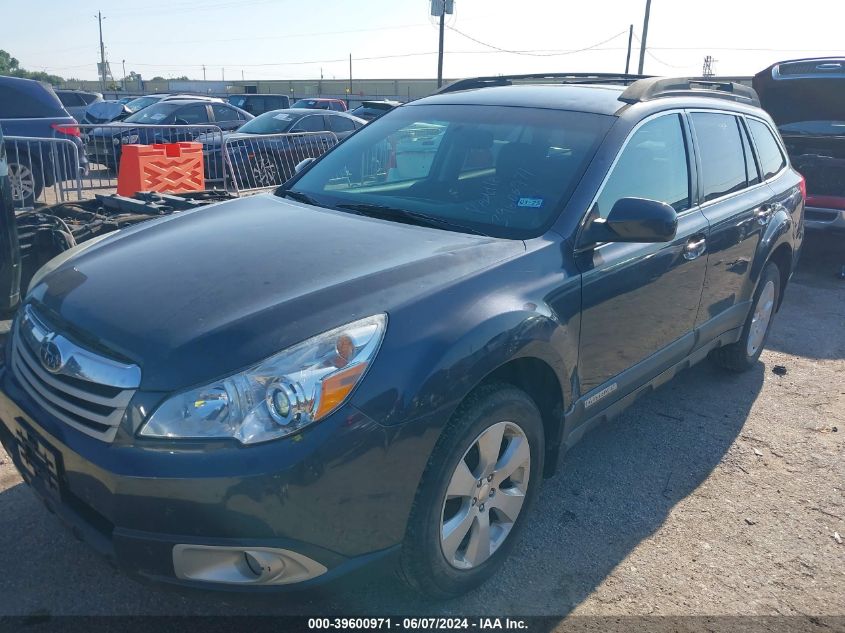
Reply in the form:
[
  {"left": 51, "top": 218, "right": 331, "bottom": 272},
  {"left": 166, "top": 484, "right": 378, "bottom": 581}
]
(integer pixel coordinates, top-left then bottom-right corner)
[{"left": 0, "top": 74, "right": 803, "bottom": 597}]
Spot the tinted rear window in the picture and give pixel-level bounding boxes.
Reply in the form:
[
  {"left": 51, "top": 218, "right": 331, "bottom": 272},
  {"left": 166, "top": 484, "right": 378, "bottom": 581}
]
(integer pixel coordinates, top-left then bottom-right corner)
[
  {"left": 691, "top": 113, "right": 748, "bottom": 202},
  {"left": 747, "top": 119, "right": 786, "bottom": 180},
  {"left": 0, "top": 81, "right": 67, "bottom": 118}
]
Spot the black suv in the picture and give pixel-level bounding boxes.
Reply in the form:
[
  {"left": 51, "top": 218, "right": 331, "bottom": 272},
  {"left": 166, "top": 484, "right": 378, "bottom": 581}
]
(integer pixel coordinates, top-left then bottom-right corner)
[{"left": 0, "top": 74, "right": 803, "bottom": 597}]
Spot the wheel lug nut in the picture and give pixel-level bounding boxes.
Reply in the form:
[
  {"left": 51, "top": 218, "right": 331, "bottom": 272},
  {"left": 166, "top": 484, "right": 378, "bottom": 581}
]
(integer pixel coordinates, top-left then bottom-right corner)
[
  {"left": 489, "top": 489, "right": 495, "bottom": 497},
  {"left": 477, "top": 480, "right": 482, "bottom": 487},
  {"left": 472, "top": 497, "right": 477, "bottom": 505},
  {"left": 479, "top": 504, "right": 485, "bottom": 511},
  {"left": 487, "top": 475, "right": 493, "bottom": 482}
]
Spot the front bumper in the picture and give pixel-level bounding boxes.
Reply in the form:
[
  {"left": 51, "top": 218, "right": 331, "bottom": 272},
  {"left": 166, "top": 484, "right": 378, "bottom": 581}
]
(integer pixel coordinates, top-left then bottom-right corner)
[{"left": 0, "top": 365, "right": 421, "bottom": 590}]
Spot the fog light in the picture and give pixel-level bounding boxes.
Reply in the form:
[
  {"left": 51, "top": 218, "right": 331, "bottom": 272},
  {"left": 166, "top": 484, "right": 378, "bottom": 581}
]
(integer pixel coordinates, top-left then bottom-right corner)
[{"left": 173, "top": 545, "right": 327, "bottom": 586}]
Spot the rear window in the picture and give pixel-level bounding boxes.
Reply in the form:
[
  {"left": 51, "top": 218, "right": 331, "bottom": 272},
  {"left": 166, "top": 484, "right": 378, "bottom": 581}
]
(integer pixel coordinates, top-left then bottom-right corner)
[
  {"left": 57, "top": 91, "right": 84, "bottom": 107},
  {"left": 287, "top": 104, "right": 613, "bottom": 239},
  {"left": 747, "top": 119, "right": 786, "bottom": 180},
  {"left": 0, "top": 81, "right": 67, "bottom": 118},
  {"left": 691, "top": 112, "right": 749, "bottom": 202}
]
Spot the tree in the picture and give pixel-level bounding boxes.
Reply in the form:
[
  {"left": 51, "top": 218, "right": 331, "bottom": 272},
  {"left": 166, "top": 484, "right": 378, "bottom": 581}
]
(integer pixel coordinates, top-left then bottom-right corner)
[{"left": 0, "top": 49, "right": 64, "bottom": 85}]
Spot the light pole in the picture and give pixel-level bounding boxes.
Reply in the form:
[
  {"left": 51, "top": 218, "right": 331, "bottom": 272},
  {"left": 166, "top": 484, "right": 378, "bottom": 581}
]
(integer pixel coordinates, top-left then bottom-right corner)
[
  {"left": 122, "top": 59, "right": 126, "bottom": 91},
  {"left": 637, "top": 0, "right": 652, "bottom": 75}
]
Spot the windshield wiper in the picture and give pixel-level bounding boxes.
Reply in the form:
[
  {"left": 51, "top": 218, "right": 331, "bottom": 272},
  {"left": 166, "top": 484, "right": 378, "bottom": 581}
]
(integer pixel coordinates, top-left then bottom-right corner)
[
  {"left": 335, "top": 203, "right": 489, "bottom": 237},
  {"left": 280, "top": 189, "right": 321, "bottom": 206}
]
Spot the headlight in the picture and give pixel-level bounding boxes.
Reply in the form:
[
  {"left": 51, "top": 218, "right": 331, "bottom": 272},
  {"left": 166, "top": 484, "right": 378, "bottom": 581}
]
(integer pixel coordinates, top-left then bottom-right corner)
[
  {"left": 139, "top": 314, "right": 387, "bottom": 444},
  {"left": 114, "top": 134, "right": 140, "bottom": 145}
]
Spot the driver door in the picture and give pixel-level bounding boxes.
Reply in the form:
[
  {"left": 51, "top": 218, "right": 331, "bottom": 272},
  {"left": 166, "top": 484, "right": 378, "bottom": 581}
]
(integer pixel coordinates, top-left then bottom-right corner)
[{"left": 576, "top": 112, "right": 709, "bottom": 402}]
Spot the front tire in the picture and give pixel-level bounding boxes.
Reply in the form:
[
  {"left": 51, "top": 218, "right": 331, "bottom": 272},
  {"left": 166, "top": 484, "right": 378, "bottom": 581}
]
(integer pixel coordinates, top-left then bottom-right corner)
[
  {"left": 712, "top": 262, "right": 781, "bottom": 372},
  {"left": 7, "top": 156, "right": 43, "bottom": 208},
  {"left": 399, "top": 384, "right": 545, "bottom": 598}
]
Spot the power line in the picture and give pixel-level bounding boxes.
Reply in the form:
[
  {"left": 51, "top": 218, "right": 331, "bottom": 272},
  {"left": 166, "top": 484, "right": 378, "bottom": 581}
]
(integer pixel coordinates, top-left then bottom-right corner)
[{"left": 446, "top": 26, "right": 629, "bottom": 57}]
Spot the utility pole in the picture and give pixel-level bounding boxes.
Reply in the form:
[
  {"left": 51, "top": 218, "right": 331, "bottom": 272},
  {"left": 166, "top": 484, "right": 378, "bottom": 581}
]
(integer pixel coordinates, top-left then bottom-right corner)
[
  {"left": 437, "top": 2, "right": 445, "bottom": 88},
  {"left": 348, "top": 53, "right": 352, "bottom": 107},
  {"left": 122, "top": 59, "right": 126, "bottom": 91},
  {"left": 95, "top": 11, "right": 106, "bottom": 93},
  {"left": 625, "top": 24, "right": 633, "bottom": 74},
  {"left": 702, "top": 55, "right": 716, "bottom": 77},
  {"left": 202, "top": 65, "right": 206, "bottom": 81},
  {"left": 637, "top": 0, "right": 652, "bottom": 75},
  {"left": 222, "top": 68, "right": 225, "bottom": 81},
  {"left": 241, "top": 69, "right": 245, "bottom": 81}
]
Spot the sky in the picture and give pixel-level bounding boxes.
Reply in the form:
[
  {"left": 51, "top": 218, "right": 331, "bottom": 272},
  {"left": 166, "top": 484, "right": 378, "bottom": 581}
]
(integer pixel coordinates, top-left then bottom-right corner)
[{"left": 2, "top": 0, "right": 844, "bottom": 82}]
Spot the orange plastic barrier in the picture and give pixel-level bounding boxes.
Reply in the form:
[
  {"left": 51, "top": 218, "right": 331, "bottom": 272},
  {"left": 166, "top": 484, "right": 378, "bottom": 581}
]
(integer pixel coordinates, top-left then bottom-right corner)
[{"left": 117, "top": 142, "right": 204, "bottom": 196}]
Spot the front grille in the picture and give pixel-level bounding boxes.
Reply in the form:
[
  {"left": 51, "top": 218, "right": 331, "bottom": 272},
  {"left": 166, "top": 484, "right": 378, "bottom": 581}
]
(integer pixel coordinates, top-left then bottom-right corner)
[{"left": 11, "top": 305, "right": 141, "bottom": 443}]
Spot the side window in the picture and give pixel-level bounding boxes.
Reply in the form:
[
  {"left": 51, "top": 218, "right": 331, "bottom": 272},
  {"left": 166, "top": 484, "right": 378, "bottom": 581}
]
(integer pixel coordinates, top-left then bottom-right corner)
[
  {"left": 80, "top": 93, "right": 100, "bottom": 105},
  {"left": 57, "top": 92, "right": 83, "bottom": 107},
  {"left": 739, "top": 119, "right": 761, "bottom": 186},
  {"left": 691, "top": 112, "right": 748, "bottom": 202},
  {"left": 328, "top": 115, "right": 355, "bottom": 133},
  {"left": 296, "top": 115, "right": 326, "bottom": 132},
  {"left": 594, "top": 114, "right": 691, "bottom": 218},
  {"left": 747, "top": 119, "right": 786, "bottom": 180},
  {"left": 211, "top": 104, "right": 238, "bottom": 123},
  {"left": 175, "top": 104, "right": 210, "bottom": 124}
]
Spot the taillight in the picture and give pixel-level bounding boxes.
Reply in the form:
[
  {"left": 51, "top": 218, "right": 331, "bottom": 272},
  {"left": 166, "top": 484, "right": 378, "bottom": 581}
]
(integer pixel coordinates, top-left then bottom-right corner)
[
  {"left": 798, "top": 174, "right": 807, "bottom": 200},
  {"left": 51, "top": 123, "right": 81, "bottom": 137}
]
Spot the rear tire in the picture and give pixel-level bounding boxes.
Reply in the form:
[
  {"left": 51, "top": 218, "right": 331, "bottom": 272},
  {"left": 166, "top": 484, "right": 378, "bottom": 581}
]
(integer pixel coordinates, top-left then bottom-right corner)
[
  {"left": 398, "top": 384, "right": 544, "bottom": 598},
  {"left": 711, "top": 262, "right": 780, "bottom": 372},
  {"left": 7, "top": 156, "right": 43, "bottom": 208}
]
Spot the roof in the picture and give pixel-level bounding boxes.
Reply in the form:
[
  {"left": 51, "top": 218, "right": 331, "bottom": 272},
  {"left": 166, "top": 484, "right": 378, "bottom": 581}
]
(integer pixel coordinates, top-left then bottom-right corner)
[{"left": 410, "top": 84, "right": 628, "bottom": 116}]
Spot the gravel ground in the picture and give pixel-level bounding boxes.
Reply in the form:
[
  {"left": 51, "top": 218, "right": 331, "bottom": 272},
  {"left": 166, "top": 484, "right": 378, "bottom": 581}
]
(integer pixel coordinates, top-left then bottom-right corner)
[{"left": 0, "top": 234, "right": 842, "bottom": 621}]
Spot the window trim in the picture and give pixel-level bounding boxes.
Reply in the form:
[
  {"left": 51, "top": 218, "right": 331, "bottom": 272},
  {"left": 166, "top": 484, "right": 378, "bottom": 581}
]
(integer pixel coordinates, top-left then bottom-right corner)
[
  {"left": 575, "top": 109, "right": 695, "bottom": 251},
  {"left": 743, "top": 115, "right": 789, "bottom": 183}
]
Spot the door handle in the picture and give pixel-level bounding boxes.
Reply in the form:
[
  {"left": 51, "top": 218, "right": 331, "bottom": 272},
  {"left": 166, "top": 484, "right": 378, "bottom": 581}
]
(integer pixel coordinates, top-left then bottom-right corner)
[
  {"left": 683, "top": 236, "right": 707, "bottom": 261},
  {"left": 755, "top": 204, "right": 774, "bottom": 226}
]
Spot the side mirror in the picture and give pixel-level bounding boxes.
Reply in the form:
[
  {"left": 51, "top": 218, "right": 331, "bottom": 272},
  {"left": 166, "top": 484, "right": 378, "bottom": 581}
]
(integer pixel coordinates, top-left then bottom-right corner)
[
  {"left": 583, "top": 197, "right": 678, "bottom": 245},
  {"left": 294, "top": 157, "right": 315, "bottom": 174}
]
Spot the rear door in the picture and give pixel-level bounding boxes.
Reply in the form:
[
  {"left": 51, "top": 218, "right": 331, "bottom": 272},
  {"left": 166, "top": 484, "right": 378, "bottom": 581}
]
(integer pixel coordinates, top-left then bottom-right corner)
[
  {"left": 577, "top": 112, "right": 709, "bottom": 398},
  {"left": 211, "top": 104, "right": 244, "bottom": 131},
  {"left": 690, "top": 111, "right": 775, "bottom": 339}
]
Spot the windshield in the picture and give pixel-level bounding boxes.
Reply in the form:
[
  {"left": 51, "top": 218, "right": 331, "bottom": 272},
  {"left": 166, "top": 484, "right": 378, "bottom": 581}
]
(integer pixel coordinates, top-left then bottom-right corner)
[
  {"left": 284, "top": 104, "right": 612, "bottom": 239},
  {"left": 124, "top": 96, "right": 160, "bottom": 113},
  {"left": 124, "top": 102, "right": 180, "bottom": 124},
  {"left": 237, "top": 110, "right": 297, "bottom": 134},
  {"left": 293, "top": 99, "right": 326, "bottom": 109}
]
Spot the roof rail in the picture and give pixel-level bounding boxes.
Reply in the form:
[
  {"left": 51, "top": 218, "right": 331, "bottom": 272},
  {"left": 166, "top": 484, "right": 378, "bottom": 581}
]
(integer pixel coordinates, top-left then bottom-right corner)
[
  {"left": 437, "top": 73, "right": 652, "bottom": 94},
  {"left": 618, "top": 77, "right": 760, "bottom": 106}
]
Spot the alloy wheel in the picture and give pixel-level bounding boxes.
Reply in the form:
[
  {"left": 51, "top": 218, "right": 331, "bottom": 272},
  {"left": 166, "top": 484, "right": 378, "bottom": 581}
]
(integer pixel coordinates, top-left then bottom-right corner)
[
  {"left": 251, "top": 156, "right": 279, "bottom": 187},
  {"left": 440, "top": 421, "right": 531, "bottom": 569},
  {"left": 8, "top": 162, "right": 34, "bottom": 202},
  {"left": 747, "top": 280, "right": 776, "bottom": 356}
]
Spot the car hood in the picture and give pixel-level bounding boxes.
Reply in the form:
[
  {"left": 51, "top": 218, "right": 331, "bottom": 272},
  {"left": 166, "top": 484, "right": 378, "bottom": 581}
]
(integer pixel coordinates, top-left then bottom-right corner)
[
  {"left": 84, "top": 101, "right": 128, "bottom": 123},
  {"left": 28, "top": 194, "right": 523, "bottom": 391}
]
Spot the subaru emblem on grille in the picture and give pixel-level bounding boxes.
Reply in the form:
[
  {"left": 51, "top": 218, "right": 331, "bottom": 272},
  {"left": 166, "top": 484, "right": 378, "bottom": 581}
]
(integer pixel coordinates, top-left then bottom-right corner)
[{"left": 39, "top": 337, "right": 64, "bottom": 374}]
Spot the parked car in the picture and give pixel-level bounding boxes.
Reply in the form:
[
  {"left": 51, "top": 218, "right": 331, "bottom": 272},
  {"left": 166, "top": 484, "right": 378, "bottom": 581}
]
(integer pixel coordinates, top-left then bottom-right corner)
[
  {"left": 83, "top": 94, "right": 223, "bottom": 125},
  {"left": 291, "top": 97, "right": 348, "bottom": 112},
  {"left": 198, "top": 108, "right": 364, "bottom": 184},
  {"left": 0, "top": 75, "right": 88, "bottom": 207},
  {"left": 349, "top": 99, "right": 401, "bottom": 121},
  {"left": 754, "top": 58, "right": 845, "bottom": 234},
  {"left": 227, "top": 94, "right": 291, "bottom": 116},
  {"left": 54, "top": 89, "right": 102, "bottom": 121},
  {"left": 0, "top": 125, "right": 20, "bottom": 316},
  {"left": 85, "top": 99, "right": 252, "bottom": 172},
  {"left": 0, "top": 75, "right": 803, "bottom": 597}
]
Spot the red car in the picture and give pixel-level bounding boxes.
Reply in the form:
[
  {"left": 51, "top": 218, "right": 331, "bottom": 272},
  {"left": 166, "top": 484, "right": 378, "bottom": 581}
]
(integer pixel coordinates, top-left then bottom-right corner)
[
  {"left": 291, "top": 97, "right": 348, "bottom": 112},
  {"left": 754, "top": 58, "right": 845, "bottom": 234}
]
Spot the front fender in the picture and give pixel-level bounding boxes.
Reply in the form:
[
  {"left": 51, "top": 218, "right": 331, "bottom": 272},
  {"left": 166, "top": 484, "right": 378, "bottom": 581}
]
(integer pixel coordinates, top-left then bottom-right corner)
[{"left": 750, "top": 206, "right": 792, "bottom": 287}]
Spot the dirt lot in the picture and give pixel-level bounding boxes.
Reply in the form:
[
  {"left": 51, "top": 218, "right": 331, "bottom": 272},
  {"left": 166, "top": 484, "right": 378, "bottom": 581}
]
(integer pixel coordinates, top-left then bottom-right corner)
[{"left": 0, "top": 234, "right": 842, "bottom": 621}]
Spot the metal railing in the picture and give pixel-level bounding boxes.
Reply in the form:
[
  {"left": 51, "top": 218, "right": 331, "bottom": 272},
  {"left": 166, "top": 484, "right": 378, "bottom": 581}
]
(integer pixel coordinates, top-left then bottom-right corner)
[
  {"left": 4, "top": 136, "right": 83, "bottom": 211},
  {"left": 222, "top": 130, "right": 339, "bottom": 194}
]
